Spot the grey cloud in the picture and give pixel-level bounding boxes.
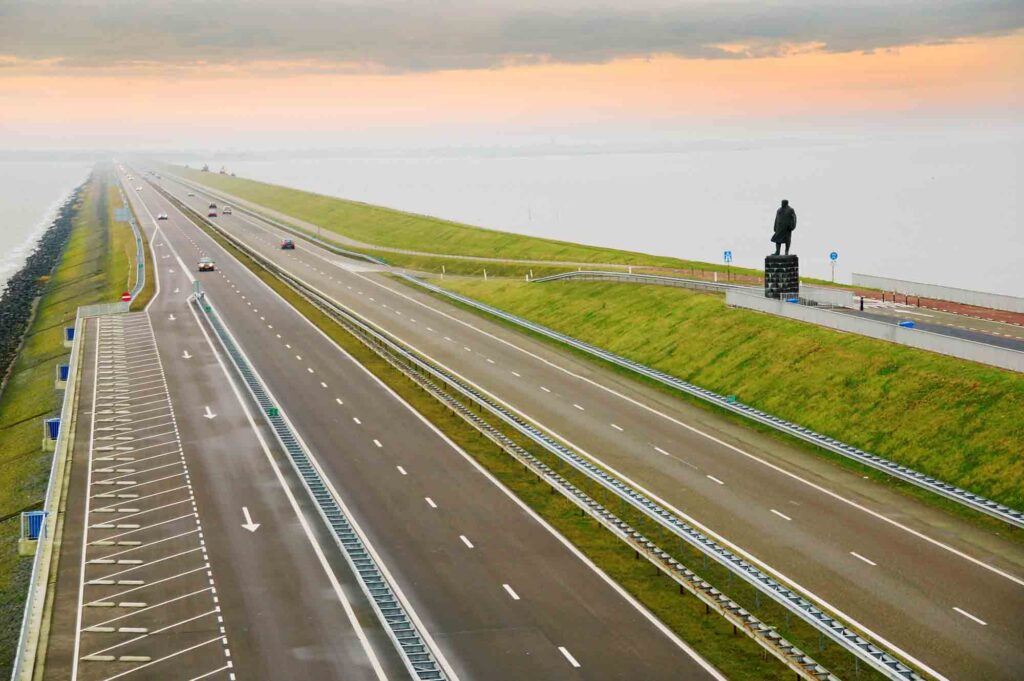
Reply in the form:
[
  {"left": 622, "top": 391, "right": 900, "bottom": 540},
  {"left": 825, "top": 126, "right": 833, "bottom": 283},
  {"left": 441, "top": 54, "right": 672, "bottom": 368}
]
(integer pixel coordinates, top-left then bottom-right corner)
[{"left": 1, "top": 0, "right": 1022, "bottom": 72}]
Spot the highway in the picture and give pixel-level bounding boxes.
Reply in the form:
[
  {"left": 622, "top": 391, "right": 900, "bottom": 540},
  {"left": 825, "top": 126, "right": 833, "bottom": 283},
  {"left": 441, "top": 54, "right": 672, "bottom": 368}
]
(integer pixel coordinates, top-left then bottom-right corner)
[
  {"left": 148, "top": 170, "right": 1024, "bottom": 681},
  {"left": 838, "top": 304, "right": 1024, "bottom": 352},
  {"left": 97, "top": 168, "right": 726, "bottom": 680}
]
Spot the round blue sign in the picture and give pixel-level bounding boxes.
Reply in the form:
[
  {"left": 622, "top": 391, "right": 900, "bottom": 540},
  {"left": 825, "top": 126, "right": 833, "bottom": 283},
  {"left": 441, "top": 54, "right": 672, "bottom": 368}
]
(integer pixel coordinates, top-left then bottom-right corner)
[{"left": 829, "top": 251, "right": 838, "bottom": 261}]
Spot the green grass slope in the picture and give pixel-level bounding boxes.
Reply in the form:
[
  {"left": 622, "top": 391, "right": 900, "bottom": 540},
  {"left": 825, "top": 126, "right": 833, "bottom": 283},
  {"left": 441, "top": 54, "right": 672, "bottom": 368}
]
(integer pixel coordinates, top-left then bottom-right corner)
[
  {"left": 172, "top": 165, "right": 759, "bottom": 275},
  {"left": 440, "top": 279, "right": 1024, "bottom": 510},
  {"left": 0, "top": 169, "right": 130, "bottom": 675}
]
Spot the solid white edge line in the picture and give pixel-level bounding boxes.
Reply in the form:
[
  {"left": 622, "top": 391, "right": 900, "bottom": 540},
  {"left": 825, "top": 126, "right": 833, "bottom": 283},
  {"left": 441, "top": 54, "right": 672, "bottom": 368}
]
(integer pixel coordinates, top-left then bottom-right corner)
[
  {"left": 850, "top": 551, "right": 877, "bottom": 567},
  {"left": 770, "top": 509, "right": 792, "bottom": 521},
  {"left": 558, "top": 646, "right": 581, "bottom": 668},
  {"left": 165, "top": 195, "right": 726, "bottom": 680}
]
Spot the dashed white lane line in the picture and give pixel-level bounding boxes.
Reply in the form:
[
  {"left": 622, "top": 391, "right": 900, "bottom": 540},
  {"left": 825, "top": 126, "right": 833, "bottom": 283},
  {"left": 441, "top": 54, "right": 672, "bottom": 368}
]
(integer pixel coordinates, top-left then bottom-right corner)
[
  {"left": 307, "top": 367, "right": 314, "bottom": 374},
  {"left": 459, "top": 535, "right": 474, "bottom": 549},
  {"left": 425, "top": 497, "right": 437, "bottom": 509},
  {"left": 486, "top": 358, "right": 495, "bottom": 364},
  {"left": 850, "top": 551, "right": 877, "bottom": 567},
  {"left": 770, "top": 509, "right": 792, "bottom": 521},
  {"left": 320, "top": 381, "right": 327, "bottom": 388},
  {"left": 336, "top": 398, "right": 344, "bottom": 405},
  {"left": 426, "top": 327, "right": 434, "bottom": 332},
  {"left": 610, "top": 423, "right": 623, "bottom": 432},
  {"left": 540, "top": 386, "right": 551, "bottom": 393},
  {"left": 396, "top": 465, "right": 408, "bottom": 476},
  {"left": 952, "top": 606, "right": 987, "bottom": 626},
  {"left": 443, "top": 336, "right": 453, "bottom": 342},
  {"left": 353, "top": 417, "right": 361, "bottom": 425},
  {"left": 373, "top": 439, "right": 382, "bottom": 448},
  {"left": 510, "top": 371, "right": 521, "bottom": 377},
  {"left": 573, "top": 403, "right": 584, "bottom": 411},
  {"left": 706, "top": 475, "right": 725, "bottom": 486},
  {"left": 502, "top": 584, "right": 521, "bottom": 601},
  {"left": 654, "top": 446, "right": 671, "bottom": 457},
  {"left": 463, "top": 346, "right": 472, "bottom": 352},
  {"left": 295, "top": 354, "right": 301, "bottom": 360},
  {"left": 558, "top": 646, "right": 581, "bottom": 668}
]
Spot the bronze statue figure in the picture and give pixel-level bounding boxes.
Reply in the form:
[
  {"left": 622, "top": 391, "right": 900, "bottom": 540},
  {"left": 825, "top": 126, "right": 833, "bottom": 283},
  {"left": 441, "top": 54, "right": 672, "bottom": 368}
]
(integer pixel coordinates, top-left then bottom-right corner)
[{"left": 771, "top": 199, "right": 796, "bottom": 255}]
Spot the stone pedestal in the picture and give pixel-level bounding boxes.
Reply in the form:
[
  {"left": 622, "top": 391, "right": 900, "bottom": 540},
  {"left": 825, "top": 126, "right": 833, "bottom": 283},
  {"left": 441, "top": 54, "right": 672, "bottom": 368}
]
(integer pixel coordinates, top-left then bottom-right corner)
[{"left": 765, "top": 254, "right": 799, "bottom": 299}]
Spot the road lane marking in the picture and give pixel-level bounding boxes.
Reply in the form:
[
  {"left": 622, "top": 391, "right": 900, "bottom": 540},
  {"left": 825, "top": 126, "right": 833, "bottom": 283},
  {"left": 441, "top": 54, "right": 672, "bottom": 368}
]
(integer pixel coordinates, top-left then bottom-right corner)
[
  {"left": 573, "top": 403, "right": 584, "bottom": 410},
  {"left": 320, "top": 381, "right": 327, "bottom": 388},
  {"left": 307, "top": 367, "right": 314, "bottom": 373},
  {"left": 502, "top": 584, "right": 521, "bottom": 600},
  {"left": 336, "top": 397, "right": 344, "bottom": 405},
  {"left": 540, "top": 386, "right": 551, "bottom": 393},
  {"left": 486, "top": 358, "right": 495, "bottom": 364},
  {"left": 850, "top": 551, "right": 877, "bottom": 566},
  {"left": 510, "top": 371, "right": 521, "bottom": 377},
  {"left": 558, "top": 646, "right": 581, "bottom": 668},
  {"left": 459, "top": 535, "right": 474, "bottom": 548},
  {"left": 770, "top": 509, "right": 792, "bottom": 521},
  {"left": 952, "top": 607, "right": 987, "bottom": 626},
  {"left": 353, "top": 417, "right": 361, "bottom": 425},
  {"left": 610, "top": 423, "right": 623, "bottom": 432},
  {"left": 373, "top": 439, "right": 382, "bottom": 448},
  {"left": 706, "top": 475, "right": 725, "bottom": 485},
  {"left": 425, "top": 497, "right": 437, "bottom": 508},
  {"left": 397, "top": 465, "right": 408, "bottom": 475},
  {"left": 463, "top": 346, "right": 472, "bottom": 352}
]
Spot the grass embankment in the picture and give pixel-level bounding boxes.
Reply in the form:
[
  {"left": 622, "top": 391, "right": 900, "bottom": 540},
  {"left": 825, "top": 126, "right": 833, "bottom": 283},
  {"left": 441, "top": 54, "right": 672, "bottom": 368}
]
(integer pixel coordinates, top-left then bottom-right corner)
[
  {"left": 439, "top": 279, "right": 1024, "bottom": 511},
  {"left": 170, "top": 164, "right": 760, "bottom": 277},
  {"left": 0, "top": 169, "right": 131, "bottom": 675},
  {"left": 186, "top": 203, "right": 890, "bottom": 681}
]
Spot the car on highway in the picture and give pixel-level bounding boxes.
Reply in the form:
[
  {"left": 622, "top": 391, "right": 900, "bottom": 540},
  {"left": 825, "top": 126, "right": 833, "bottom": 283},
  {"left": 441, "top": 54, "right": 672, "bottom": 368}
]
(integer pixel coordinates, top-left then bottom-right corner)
[
  {"left": 188, "top": 192, "right": 195, "bottom": 197},
  {"left": 197, "top": 257, "right": 216, "bottom": 272},
  {"left": 223, "top": 206, "right": 233, "bottom": 214},
  {"left": 157, "top": 213, "right": 168, "bottom": 220},
  {"left": 281, "top": 239, "right": 295, "bottom": 250},
  {"left": 136, "top": 186, "right": 143, "bottom": 191},
  {"left": 208, "top": 209, "right": 218, "bottom": 217}
]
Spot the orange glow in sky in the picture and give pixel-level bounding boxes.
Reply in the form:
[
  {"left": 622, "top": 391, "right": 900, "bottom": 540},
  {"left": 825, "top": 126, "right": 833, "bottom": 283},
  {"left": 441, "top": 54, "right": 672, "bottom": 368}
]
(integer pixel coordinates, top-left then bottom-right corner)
[{"left": 2, "top": 31, "right": 1021, "bottom": 146}]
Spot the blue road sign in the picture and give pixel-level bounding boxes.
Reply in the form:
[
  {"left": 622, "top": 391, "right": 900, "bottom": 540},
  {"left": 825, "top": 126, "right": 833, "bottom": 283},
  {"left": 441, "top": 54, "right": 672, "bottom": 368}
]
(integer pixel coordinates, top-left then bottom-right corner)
[
  {"left": 723, "top": 250, "right": 733, "bottom": 263},
  {"left": 829, "top": 251, "right": 838, "bottom": 261}
]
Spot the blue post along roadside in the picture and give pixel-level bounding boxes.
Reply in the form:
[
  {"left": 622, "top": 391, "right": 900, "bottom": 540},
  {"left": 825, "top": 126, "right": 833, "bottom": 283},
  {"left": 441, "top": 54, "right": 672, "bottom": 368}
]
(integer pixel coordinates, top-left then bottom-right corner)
[
  {"left": 829, "top": 251, "right": 838, "bottom": 283},
  {"left": 723, "top": 250, "right": 733, "bottom": 281}
]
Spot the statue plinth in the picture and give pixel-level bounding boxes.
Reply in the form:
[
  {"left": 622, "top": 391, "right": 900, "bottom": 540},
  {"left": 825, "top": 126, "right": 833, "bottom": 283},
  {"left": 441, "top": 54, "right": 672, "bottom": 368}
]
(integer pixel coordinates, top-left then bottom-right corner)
[{"left": 764, "top": 254, "right": 799, "bottom": 299}]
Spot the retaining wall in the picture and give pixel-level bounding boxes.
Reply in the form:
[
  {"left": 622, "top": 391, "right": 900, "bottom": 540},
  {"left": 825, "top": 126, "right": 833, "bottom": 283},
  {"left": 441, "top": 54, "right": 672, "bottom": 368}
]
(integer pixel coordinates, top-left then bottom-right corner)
[
  {"left": 852, "top": 273, "right": 1024, "bottom": 314},
  {"left": 726, "top": 289, "right": 1024, "bottom": 372}
]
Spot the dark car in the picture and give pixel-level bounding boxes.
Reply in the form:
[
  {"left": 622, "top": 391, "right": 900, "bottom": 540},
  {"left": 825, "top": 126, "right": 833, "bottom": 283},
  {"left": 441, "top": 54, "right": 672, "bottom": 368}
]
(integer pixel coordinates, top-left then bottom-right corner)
[{"left": 281, "top": 239, "right": 295, "bottom": 250}]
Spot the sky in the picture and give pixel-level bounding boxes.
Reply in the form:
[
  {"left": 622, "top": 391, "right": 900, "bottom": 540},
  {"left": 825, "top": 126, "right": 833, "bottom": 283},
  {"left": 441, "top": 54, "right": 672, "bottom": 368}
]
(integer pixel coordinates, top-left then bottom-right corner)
[{"left": 1, "top": 0, "right": 1022, "bottom": 150}]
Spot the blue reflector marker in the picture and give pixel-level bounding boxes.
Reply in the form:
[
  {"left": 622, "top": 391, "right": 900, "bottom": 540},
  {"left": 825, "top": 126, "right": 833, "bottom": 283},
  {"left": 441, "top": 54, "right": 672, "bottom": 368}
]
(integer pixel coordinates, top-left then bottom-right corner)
[
  {"left": 785, "top": 297, "right": 800, "bottom": 303},
  {"left": 46, "top": 418, "right": 60, "bottom": 440},
  {"left": 898, "top": 320, "right": 915, "bottom": 328},
  {"left": 24, "top": 511, "right": 46, "bottom": 540},
  {"left": 58, "top": 365, "right": 70, "bottom": 381},
  {"left": 64, "top": 327, "right": 75, "bottom": 342}
]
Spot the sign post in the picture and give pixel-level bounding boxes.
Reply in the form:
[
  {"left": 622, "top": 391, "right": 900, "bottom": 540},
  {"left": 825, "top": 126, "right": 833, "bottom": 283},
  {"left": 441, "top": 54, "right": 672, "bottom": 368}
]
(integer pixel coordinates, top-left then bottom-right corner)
[
  {"left": 723, "top": 250, "right": 733, "bottom": 281},
  {"left": 829, "top": 251, "right": 838, "bottom": 283}
]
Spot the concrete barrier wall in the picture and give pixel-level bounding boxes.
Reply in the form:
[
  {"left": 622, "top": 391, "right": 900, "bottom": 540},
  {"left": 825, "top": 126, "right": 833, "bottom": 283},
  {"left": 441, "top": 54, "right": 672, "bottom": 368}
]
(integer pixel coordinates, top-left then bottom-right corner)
[
  {"left": 800, "top": 284, "right": 855, "bottom": 308},
  {"left": 852, "top": 273, "right": 1024, "bottom": 313},
  {"left": 726, "top": 289, "right": 1024, "bottom": 372}
]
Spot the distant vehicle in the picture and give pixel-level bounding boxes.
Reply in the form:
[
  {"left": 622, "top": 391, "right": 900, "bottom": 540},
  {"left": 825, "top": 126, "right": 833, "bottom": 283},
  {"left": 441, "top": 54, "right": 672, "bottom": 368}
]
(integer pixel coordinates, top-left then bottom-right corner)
[
  {"left": 157, "top": 213, "right": 168, "bottom": 220},
  {"left": 208, "top": 209, "right": 217, "bottom": 218},
  {"left": 208, "top": 202, "right": 217, "bottom": 209},
  {"left": 136, "top": 186, "right": 143, "bottom": 191},
  {"left": 198, "top": 257, "right": 215, "bottom": 272},
  {"left": 222, "top": 206, "right": 233, "bottom": 214},
  {"left": 187, "top": 192, "right": 195, "bottom": 197},
  {"left": 281, "top": 239, "right": 295, "bottom": 250}
]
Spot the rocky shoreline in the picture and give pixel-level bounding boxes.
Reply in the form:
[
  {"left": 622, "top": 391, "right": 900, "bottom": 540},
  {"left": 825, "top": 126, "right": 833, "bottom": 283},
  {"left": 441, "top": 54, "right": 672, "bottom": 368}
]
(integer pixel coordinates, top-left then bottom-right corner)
[{"left": 0, "top": 181, "right": 86, "bottom": 394}]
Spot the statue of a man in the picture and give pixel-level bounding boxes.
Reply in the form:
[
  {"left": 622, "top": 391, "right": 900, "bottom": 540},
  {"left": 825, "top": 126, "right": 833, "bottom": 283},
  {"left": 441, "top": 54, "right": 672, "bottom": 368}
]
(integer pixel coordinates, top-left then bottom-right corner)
[{"left": 771, "top": 199, "right": 796, "bottom": 255}]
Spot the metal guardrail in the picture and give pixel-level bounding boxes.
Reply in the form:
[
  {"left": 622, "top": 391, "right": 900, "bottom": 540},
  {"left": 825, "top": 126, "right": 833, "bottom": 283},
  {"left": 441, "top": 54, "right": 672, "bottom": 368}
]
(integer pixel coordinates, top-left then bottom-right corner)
[
  {"left": 291, "top": 287, "right": 841, "bottom": 681},
  {"left": 193, "top": 289, "right": 447, "bottom": 681},
  {"left": 186, "top": 204, "right": 924, "bottom": 681},
  {"left": 9, "top": 309, "right": 84, "bottom": 681},
  {"left": 164, "top": 173, "right": 388, "bottom": 266},
  {"left": 120, "top": 187, "right": 146, "bottom": 301},
  {"left": 404, "top": 275, "right": 1024, "bottom": 530},
  {"left": 533, "top": 269, "right": 743, "bottom": 293}
]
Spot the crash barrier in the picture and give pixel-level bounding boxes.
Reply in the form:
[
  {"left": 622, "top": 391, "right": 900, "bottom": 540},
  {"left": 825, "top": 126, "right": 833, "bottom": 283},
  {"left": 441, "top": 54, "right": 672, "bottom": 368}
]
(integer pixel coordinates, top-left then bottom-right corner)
[
  {"left": 195, "top": 290, "right": 447, "bottom": 680},
  {"left": 191, "top": 207, "right": 924, "bottom": 681},
  {"left": 408, "top": 276, "right": 1024, "bottom": 526},
  {"left": 728, "top": 288, "right": 1024, "bottom": 374},
  {"left": 853, "top": 273, "right": 1024, "bottom": 314}
]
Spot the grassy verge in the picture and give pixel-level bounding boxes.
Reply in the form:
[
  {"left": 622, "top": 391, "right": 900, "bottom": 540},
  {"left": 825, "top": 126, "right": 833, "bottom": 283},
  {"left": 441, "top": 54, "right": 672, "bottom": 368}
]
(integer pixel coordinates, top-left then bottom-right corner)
[
  {"left": 187, "top": 204, "right": 894, "bottom": 681},
  {"left": 169, "top": 164, "right": 762, "bottom": 276},
  {"left": 0, "top": 168, "right": 123, "bottom": 675},
  {"left": 434, "top": 279, "right": 1024, "bottom": 512}
]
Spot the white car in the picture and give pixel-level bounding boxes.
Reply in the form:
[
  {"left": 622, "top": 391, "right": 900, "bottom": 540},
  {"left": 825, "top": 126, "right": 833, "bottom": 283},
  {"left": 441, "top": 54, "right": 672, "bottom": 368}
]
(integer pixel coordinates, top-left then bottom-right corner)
[
  {"left": 136, "top": 186, "right": 143, "bottom": 191},
  {"left": 157, "top": 213, "right": 168, "bottom": 220},
  {"left": 222, "top": 206, "right": 233, "bottom": 214}
]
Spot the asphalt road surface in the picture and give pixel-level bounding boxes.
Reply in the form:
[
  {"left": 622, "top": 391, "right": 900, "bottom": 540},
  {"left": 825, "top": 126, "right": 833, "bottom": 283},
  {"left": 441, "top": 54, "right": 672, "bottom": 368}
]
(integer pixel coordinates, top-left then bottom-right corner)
[
  {"left": 837, "top": 305, "right": 1024, "bottom": 352},
  {"left": 105, "top": 169, "right": 725, "bottom": 681},
  {"left": 147, "top": 170, "right": 1024, "bottom": 681}
]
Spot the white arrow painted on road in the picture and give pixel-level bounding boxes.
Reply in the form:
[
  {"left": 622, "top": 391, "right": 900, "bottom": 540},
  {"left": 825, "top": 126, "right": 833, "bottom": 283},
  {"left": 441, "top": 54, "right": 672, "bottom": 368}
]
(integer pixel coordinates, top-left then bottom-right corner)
[
  {"left": 182, "top": 350, "right": 192, "bottom": 359},
  {"left": 241, "top": 507, "right": 260, "bottom": 533},
  {"left": 168, "top": 314, "right": 176, "bottom": 321},
  {"left": 203, "top": 406, "right": 216, "bottom": 419}
]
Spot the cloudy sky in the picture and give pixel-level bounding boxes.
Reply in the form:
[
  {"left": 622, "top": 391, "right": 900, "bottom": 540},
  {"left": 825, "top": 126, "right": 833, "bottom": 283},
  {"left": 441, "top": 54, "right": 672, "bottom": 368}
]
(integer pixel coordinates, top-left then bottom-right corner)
[{"left": 1, "top": 0, "right": 1022, "bottom": 148}]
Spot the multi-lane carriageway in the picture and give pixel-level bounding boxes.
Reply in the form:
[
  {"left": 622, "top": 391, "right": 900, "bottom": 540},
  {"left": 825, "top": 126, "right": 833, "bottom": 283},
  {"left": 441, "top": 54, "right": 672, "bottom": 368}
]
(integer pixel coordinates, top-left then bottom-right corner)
[
  {"left": 37, "top": 175, "right": 735, "bottom": 681},
  {"left": 130, "top": 168, "right": 1024, "bottom": 681}
]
